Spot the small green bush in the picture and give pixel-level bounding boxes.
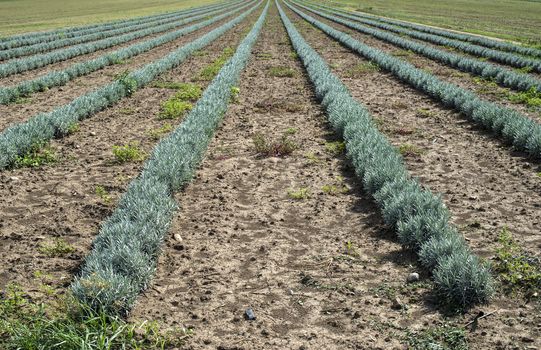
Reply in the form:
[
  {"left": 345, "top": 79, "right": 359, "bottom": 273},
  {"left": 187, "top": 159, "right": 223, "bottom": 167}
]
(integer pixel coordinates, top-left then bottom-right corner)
[{"left": 112, "top": 142, "right": 145, "bottom": 163}]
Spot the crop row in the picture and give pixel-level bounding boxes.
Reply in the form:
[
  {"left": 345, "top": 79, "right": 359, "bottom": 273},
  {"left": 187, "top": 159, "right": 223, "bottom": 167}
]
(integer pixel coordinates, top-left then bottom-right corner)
[
  {"left": 0, "top": 1, "right": 255, "bottom": 105},
  {"left": 285, "top": 1, "right": 541, "bottom": 159},
  {"left": 71, "top": 1, "right": 269, "bottom": 315},
  {"left": 300, "top": 2, "right": 541, "bottom": 74},
  {"left": 0, "top": 2, "right": 262, "bottom": 171},
  {"left": 294, "top": 1, "right": 541, "bottom": 94},
  {"left": 0, "top": 2, "right": 247, "bottom": 78},
  {"left": 306, "top": 1, "right": 541, "bottom": 59},
  {"left": 0, "top": 0, "right": 238, "bottom": 50},
  {"left": 0, "top": 0, "right": 243, "bottom": 61},
  {"left": 278, "top": 0, "right": 493, "bottom": 308}
]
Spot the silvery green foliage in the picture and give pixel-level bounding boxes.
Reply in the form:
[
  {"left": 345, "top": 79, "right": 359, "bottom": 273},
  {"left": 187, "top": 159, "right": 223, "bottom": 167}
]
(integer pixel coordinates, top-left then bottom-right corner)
[
  {"left": 295, "top": 1, "right": 541, "bottom": 93},
  {"left": 0, "top": 2, "right": 250, "bottom": 78},
  {"left": 0, "top": 0, "right": 239, "bottom": 50},
  {"left": 0, "top": 0, "right": 243, "bottom": 60},
  {"left": 307, "top": 1, "right": 541, "bottom": 59},
  {"left": 419, "top": 233, "right": 468, "bottom": 270},
  {"left": 278, "top": 0, "right": 493, "bottom": 308},
  {"left": 434, "top": 250, "right": 494, "bottom": 307},
  {"left": 72, "top": 2, "right": 269, "bottom": 315},
  {"left": 0, "top": 1, "right": 255, "bottom": 105},
  {"left": 298, "top": 2, "right": 541, "bottom": 73},
  {"left": 0, "top": 2, "right": 262, "bottom": 170},
  {"left": 286, "top": 1, "right": 541, "bottom": 159}
]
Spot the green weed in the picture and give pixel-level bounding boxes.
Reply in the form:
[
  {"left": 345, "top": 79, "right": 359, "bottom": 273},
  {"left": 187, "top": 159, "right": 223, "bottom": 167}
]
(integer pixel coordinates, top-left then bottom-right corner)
[
  {"left": 0, "top": 284, "right": 189, "bottom": 349},
  {"left": 252, "top": 132, "right": 298, "bottom": 157},
  {"left": 95, "top": 185, "right": 111, "bottom": 204},
  {"left": 404, "top": 323, "right": 468, "bottom": 350},
  {"left": 269, "top": 66, "right": 296, "bottom": 77},
  {"left": 112, "top": 142, "right": 145, "bottom": 163},
  {"left": 495, "top": 227, "right": 541, "bottom": 298},
  {"left": 345, "top": 61, "right": 380, "bottom": 77},
  {"left": 158, "top": 99, "right": 192, "bottom": 120},
  {"left": 147, "top": 123, "right": 173, "bottom": 140},
  {"left": 15, "top": 144, "right": 57, "bottom": 168},
  {"left": 324, "top": 141, "right": 346, "bottom": 156},
  {"left": 508, "top": 87, "right": 541, "bottom": 107},
  {"left": 39, "top": 238, "right": 74, "bottom": 257},
  {"left": 195, "top": 47, "right": 234, "bottom": 81},
  {"left": 398, "top": 143, "right": 423, "bottom": 157},
  {"left": 288, "top": 187, "right": 310, "bottom": 200}
]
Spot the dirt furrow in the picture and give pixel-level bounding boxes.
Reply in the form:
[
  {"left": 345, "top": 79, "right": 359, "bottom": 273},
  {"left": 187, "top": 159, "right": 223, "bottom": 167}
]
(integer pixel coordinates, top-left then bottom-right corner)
[
  {"left": 286, "top": 4, "right": 541, "bottom": 349},
  {"left": 129, "top": 4, "right": 449, "bottom": 349}
]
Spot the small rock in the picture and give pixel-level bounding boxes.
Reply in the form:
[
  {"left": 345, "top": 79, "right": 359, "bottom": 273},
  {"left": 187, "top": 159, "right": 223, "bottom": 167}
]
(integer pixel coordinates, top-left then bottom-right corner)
[
  {"left": 407, "top": 272, "right": 420, "bottom": 283},
  {"left": 89, "top": 131, "right": 97, "bottom": 136},
  {"left": 391, "top": 297, "right": 403, "bottom": 310},
  {"left": 9, "top": 176, "right": 19, "bottom": 181},
  {"left": 173, "top": 233, "right": 182, "bottom": 242},
  {"left": 245, "top": 308, "right": 256, "bottom": 321}
]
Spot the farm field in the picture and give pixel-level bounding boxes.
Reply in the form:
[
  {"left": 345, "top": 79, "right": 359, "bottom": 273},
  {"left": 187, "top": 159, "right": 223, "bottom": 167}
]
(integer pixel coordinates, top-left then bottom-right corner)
[
  {"left": 312, "top": 0, "right": 541, "bottom": 45},
  {"left": 0, "top": 0, "right": 540, "bottom": 349}
]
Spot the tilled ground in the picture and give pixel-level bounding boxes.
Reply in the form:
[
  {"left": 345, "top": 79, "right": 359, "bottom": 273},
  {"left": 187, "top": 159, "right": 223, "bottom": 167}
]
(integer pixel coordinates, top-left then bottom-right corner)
[
  {"left": 132, "top": 4, "right": 444, "bottom": 349},
  {"left": 286, "top": 3, "right": 541, "bottom": 349},
  {"left": 0, "top": 7, "right": 260, "bottom": 306},
  {"left": 0, "top": 9, "right": 250, "bottom": 131},
  {"left": 1, "top": 2, "right": 540, "bottom": 350},
  {"left": 297, "top": 6, "right": 541, "bottom": 122}
]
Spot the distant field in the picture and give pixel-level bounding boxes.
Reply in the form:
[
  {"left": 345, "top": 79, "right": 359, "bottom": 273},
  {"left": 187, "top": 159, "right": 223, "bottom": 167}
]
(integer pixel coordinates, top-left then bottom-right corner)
[
  {"left": 0, "top": 0, "right": 220, "bottom": 36},
  {"left": 313, "top": 0, "right": 541, "bottom": 45}
]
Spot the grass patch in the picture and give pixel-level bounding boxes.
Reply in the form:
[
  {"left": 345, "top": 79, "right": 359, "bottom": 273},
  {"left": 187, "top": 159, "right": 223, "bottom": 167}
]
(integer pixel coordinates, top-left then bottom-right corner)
[
  {"left": 404, "top": 323, "right": 468, "bottom": 350},
  {"left": 147, "top": 123, "right": 173, "bottom": 141},
  {"left": 416, "top": 108, "right": 438, "bottom": 118},
  {"left": 15, "top": 144, "right": 57, "bottom": 168},
  {"left": 118, "top": 107, "right": 136, "bottom": 115},
  {"left": 39, "top": 238, "right": 74, "bottom": 257},
  {"left": 158, "top": 99, "right": 192, "bottom": 120},
  {"left": 508, "top": 87, "right": 541, "bottom": 107},
  {"left": 288, "top": 187, "right": 310, "bottom": 200},
  {"left": 0, "top": 284, "right": 188, "bottom": 349},
  {"left": 304, "top": 152, "right": 322, "bottom": 165},
  {"left": 252, "top": 132, "right": 298, "bottom": 157},
  {"left": 95, "top": 185, "right": 111, "bottom": 204},
  {"left": 230, "top": 86, "right": 240, "bottom": 103},
  {"left": 345, "top": 62, "right": 380, "bottom": 77},
  {"left": 494, "top": 227, "right": 541, "bottom": 298},
  {"left": 112, "top": 142, "right": 145, "bottom": 163},
  {"left": 398, "top": 143, "right": 423, "bottom": 157},
  {"left": 269, "top": 66, "right": 296, "bottom": 77},
  {"left": 324, "top": 141, "right": 346, "bottom": 156},
  {"left": 195, "top": 47, "right": 234, "bottom": 81}
]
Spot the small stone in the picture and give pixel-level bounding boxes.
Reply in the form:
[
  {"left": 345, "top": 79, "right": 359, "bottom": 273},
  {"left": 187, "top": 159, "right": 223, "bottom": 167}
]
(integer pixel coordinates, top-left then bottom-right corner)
[
  {"left": 9, "top": 176, "right": 19, "bottom": 181},
  {"left": 173, "top": 233, "right": 182, "bottom": 242},
  {"left": 391, "top": 297, "right": 403, "bottom": 310},
  {"left": 407, "top": 272, "right": 420, "bottom": 283},
  {"left": 244, "top": 308, "right": 256, "bottom": 321},
  {"left": 89, "top": 131, "right": 97, "bottom": 136}
]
